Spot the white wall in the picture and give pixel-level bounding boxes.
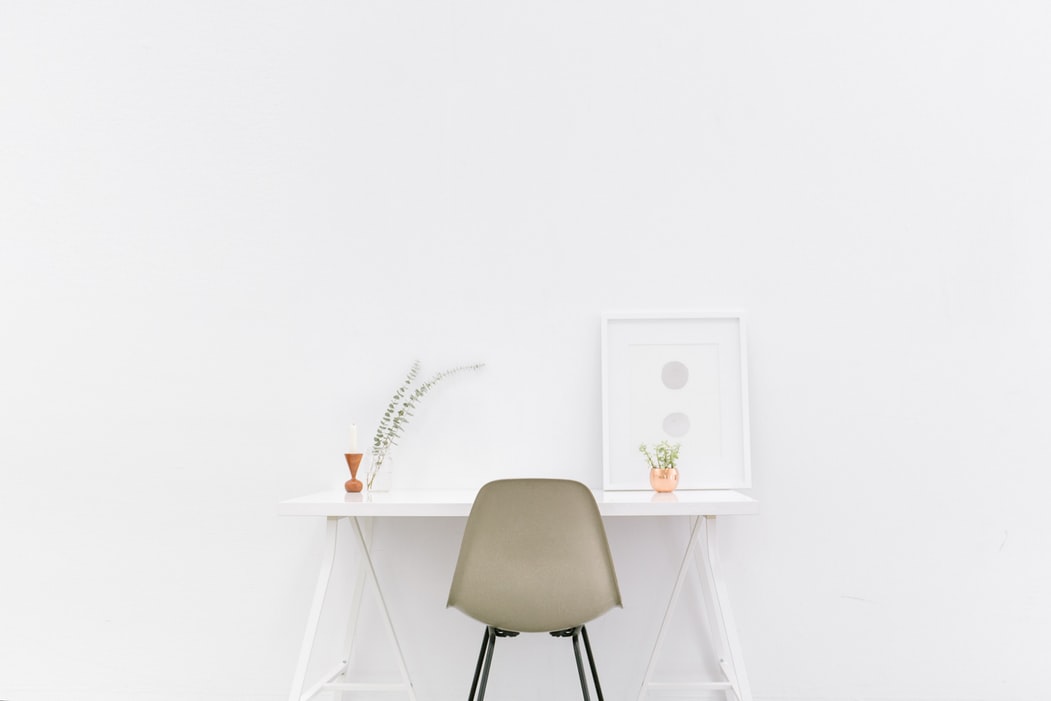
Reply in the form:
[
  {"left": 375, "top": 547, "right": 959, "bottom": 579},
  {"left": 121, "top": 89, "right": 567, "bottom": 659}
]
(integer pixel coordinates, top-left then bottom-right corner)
[{"left": 2, "top": 1, "right": 1050, "bottom": 699}]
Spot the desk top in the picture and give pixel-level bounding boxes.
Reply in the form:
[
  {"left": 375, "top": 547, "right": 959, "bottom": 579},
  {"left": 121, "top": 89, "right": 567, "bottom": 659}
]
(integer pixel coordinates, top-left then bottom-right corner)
[{"left": 279, "top": 489, "right": 758, "bottom": 518}]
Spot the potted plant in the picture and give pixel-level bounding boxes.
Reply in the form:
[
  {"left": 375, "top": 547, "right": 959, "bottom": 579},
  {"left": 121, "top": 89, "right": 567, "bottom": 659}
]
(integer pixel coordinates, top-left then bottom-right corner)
[{"left": 639, "top": 440, "right": 681, "bottom": 493}]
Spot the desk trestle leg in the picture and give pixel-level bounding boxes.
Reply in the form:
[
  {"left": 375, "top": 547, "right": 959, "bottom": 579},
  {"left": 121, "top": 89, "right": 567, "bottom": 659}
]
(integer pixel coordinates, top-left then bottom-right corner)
[
  {"left": 696, "top": 516, "right": 752, "bottom": 701},
  {"left": 638, "top": 516, "right": 752, "bottom": 701},
  {"left": 348, "top": 516, "right": 418, "bottom": 700},
  {"left": 288, "top": 516, "right": 417, "bottom": 701}
]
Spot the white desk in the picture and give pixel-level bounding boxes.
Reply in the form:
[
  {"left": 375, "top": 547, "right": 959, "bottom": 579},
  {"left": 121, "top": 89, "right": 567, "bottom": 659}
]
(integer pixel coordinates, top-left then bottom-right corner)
[{"left": 280, "top": 488, "right": 758, "bottom": 701}]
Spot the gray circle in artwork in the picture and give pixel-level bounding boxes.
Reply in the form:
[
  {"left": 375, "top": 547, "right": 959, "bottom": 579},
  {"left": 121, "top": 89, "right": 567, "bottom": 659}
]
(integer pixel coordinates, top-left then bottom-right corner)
[
  {"left": 663, "top": 412, "right": 690, "bottom": 438},
  {"left": 661, "top": 361, "right": 689, "bottom": 390}
]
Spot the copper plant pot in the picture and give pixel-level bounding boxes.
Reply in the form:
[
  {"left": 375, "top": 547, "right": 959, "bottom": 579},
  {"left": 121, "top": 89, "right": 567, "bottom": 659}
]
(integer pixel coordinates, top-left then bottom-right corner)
[{"left": 649, "top": 467, "right": 679, "bottom": 493}]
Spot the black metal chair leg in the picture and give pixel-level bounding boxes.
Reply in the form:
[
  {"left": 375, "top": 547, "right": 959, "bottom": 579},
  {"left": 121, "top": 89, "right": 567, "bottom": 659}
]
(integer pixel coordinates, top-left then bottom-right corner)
[
  {"left": 468, "top": 627, "right": 491, "bottom": 701},
  {"left": 581, "top": 625, "right": 605, "bottom": 701},
  {"left": 571, "top": 627, "right": 592, "bottom": 701},
  {"left": 475, "top": 626, "right": 498, "bottom": 701},
  {"left": 468, "top": 624, "right": 604, "bottom": 700}
]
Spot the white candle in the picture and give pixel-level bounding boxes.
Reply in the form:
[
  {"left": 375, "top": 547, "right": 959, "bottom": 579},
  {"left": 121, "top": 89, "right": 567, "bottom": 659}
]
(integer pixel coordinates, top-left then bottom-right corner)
[{"left": 350, "top": 423, "right": 358, "bottom": 452}]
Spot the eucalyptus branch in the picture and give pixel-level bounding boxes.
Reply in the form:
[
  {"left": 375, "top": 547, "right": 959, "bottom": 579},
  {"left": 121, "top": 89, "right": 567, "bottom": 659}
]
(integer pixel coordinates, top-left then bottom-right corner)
[
  {"left": 372, "top": 361, "right": 421, "bottom": 452},
  {"left": 371, "top": 361, "right": 485, "bottom": 453}
]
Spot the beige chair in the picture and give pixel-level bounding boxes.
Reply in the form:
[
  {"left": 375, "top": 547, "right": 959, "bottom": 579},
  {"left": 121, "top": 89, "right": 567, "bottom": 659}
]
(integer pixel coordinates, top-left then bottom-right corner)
[{"left": 447, "top": 478, "right": 622, "bottom": 700}]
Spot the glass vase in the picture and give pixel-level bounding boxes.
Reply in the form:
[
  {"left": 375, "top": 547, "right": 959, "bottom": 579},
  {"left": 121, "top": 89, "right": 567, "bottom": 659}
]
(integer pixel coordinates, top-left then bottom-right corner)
[{"left": 365, "top": 447, "right": 394, "bottom": 492}]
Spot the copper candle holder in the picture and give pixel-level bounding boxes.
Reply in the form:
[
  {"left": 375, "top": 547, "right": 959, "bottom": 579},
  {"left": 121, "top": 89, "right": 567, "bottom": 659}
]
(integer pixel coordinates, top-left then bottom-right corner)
[{"left": 344, "top": 453, "right": 364, "bottom": 493}]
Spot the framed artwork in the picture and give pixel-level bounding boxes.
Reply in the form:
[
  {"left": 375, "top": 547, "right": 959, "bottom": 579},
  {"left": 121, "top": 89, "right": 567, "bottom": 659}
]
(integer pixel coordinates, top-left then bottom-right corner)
[{"left": 601, "top": 312, "right": 751, "bottom": 491}]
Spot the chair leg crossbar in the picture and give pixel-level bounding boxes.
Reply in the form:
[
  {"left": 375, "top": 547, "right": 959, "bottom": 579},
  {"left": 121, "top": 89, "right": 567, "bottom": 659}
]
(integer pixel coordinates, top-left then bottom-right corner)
[{"left": 467, "top": 625, "right": 605, "bottom": 701}]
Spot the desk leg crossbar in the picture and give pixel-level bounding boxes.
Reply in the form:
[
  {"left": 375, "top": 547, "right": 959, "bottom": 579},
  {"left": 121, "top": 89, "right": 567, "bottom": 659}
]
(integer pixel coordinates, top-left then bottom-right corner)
[
  {"left": 638, "top": 516, "right": 752, "bottom": 701},
  {"left": 288, "top": 517, "right": 417, "bottom": 701}
]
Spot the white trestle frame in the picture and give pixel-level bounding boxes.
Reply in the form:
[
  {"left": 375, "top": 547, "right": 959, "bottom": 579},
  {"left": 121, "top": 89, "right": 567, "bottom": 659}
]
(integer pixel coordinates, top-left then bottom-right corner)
[
  {"left": 638, "top": 516, "right": 752, "bottom": 701},
  {"left": 287, "top": 516, "right": 417, "bottom": 701}
]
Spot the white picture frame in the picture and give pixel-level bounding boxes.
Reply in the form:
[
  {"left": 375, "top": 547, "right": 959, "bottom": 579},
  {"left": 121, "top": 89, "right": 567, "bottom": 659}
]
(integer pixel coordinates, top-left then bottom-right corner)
[{"left": 601, "top": 312, "right": 752, "bottom": 491}]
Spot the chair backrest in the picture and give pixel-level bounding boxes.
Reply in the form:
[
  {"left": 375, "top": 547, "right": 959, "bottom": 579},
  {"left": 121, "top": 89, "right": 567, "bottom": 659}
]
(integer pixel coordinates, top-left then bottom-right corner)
[{"left": 447, "top": 478, "right": 622, "bottom": 633}]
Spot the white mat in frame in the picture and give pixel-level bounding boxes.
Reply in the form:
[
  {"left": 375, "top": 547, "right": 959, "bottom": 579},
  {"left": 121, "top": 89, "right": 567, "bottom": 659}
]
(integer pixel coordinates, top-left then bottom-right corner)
[{"left": 602, "top": 312, "right": 752, "bottom": 490}]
